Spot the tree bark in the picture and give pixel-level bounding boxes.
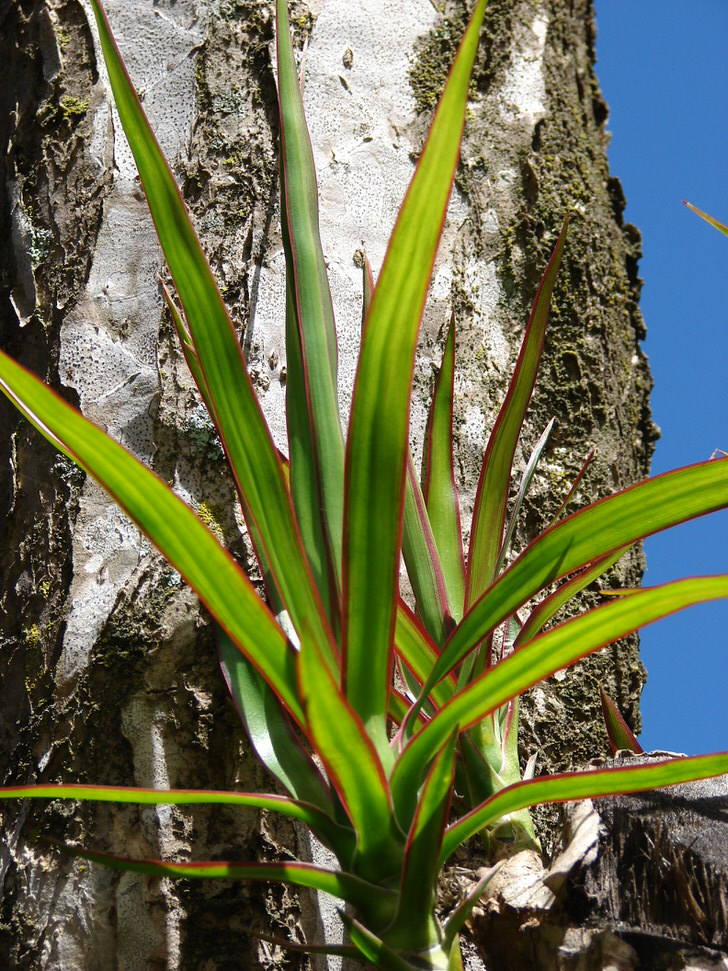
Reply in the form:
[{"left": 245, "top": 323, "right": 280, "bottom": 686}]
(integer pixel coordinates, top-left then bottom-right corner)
[{"left": 0, "top": 0, "right": 658, "bottom": 968}]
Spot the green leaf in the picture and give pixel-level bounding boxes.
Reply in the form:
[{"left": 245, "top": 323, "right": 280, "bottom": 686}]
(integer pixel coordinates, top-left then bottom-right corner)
[
  {"left": 466, "top": 219, "right": 568, "bottom": 606},
  {"left": 393, "top": 574, "right": 728, "bottom": 822},
  {"left": 599, "top": 684, "right": 643, "bottom": 756},
  {"left": 394, "top": 604, "right": 456, "bottom": 710},
  {"left": 403, "top": 454, "right": 454, "bottom": 645},
  {"left": 0, "top": 352, "right": 303, "bottom": 724},
  {"left": 57, "top": 844, "right": 395, "bottom": 917},
  {"left": 387, "top": 732, "right": 457, "bottom": 951},
  {"left": 341, "top": 913, "right": 426, "bottom": 971},
  {"left": 423, "top": 315, "right": 466, "bottom": 618},
  {"left": 342, "top": 0, "right": 488, "bottom": 752},
  {"left": 297, "top": 624, "right": 403, "bottom": 880},
  {"left": 278, "top": 0, "right": 346, "bottom": 588},
  {"left": 88, "top": 0, "right": 334, "bottom": 663},
  {"left": 443, "top": 866, "right": 500, "bottom": 950},
  {"left": 0, "top": 783, "right": 333, "bottom": 834},
  {"left": 494, "top": 417, "right": 555, "bottom": 576},
  {"left": 430, "top": 458, "right": 728, "bottom": 688},
  {"left": 217, "top": 626, "right": 338, "bottom": 817},
  {"left": 284, "top": 279, "right": 338, "bottom": 624},
  {"left": 441, "top": 752, "right": 728, "bottom": 861},
  {"left": 514, "top": 548, "right": 628, "bottom": 646},
  {"left": 683, "top": 200, "right": 728, "bottom": 238}
]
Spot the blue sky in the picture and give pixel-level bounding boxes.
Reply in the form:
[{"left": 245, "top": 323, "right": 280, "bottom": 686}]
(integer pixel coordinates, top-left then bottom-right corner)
[{"left": 593, "top": 1, "right": 728, "bottom": 754}]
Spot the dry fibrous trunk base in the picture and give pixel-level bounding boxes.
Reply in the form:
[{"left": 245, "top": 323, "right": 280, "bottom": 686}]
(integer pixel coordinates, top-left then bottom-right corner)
[{"left": 468, "top": 770, "right": 728, "bottom": 971}]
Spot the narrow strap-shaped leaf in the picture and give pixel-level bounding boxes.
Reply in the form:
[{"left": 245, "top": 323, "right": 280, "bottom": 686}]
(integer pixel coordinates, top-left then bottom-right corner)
[
  {"left": 284, "top": 278, "right": 338, "bottom": 624},
  {"left": 88, "top": 0, "right": 333, "bottom": 662},
  {"left": 683, "top": 200, "right": 728, "bottom": 237},
  {"left": 278, "top": 0, "right": 346, "bottom": 587},
  {"left": 403, "top": 453, "right": 454, "bottom": 645},
  {"left": 297, "top": 624, "right": 402, "bottom": 880},
  {"left": 428, "top": 458, "right": 728, "bottom": 689},
  {"left": 548, "top": 448, "right": 595, "bottom": 525},
  {"left": 514, "top": 547, "right": 628, "bottom": 646},
  {"left": 423, "top": 315, "right": 466, "bottom": 617},
  {"left": 494, "top": 417, "right": 555, "bottom": 576},
  {"left": 58, "top": 845, "right": 395, "bottom": 916},
  {"left": 0, "top": 352, "right": 303, "bottom": 723},
  {"left": 394, "top": 602, "right": 456, "bottom": 709},
  {"left": 387, "top": 732, "right": 457, "bottom": 950},
  {"left": 392, "top": 574, "right": 728, "bottom": 823},
  {"left": 162, "top": 282, "right": 212, "bottom": 416},
  {"left": 0, "top": 783, "right": 336, "bottom": 834},
  {"left": 441, "top": 752, "right": 728, "bottom": 862},
  {"left": 340, "top": 912, "right": 425, "bottom": 971},
  {"left": 217, "top": 627, "right": 338, "bottom": 818},
  {"left": 163, "top": 282, "right": 295, "bottom": 613},
  {"left": 238, "top": 926, "right": 360, "bottom": 959},
  {"left": 466, "top": 219, "right": 568, "bottom": 607},
  {"left": 342, "top": 0, "right": 488, "bottom": 751},
  {"left": 599, "top": 684, "right": 643, "bottom": 755}
]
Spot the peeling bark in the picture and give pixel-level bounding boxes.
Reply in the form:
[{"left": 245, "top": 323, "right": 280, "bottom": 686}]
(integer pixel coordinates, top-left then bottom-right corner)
[{"left": 0, "top": 0, "right": 667, "bottom": 968}]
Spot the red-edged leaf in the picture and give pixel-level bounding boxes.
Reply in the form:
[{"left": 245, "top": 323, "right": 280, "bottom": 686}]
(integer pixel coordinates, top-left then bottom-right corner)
[
  {"left": 297, "top": 624, "right": 403, "bottom": 880},
  {"left": 284, "top": 280, "right": 338, "bottom": 624},
  {"left": 0, "top": 352, "right": 303, "bottom": 723},
  {"left": 340, "top": 912, "right": 442, "bottom": 971},
  {"left": 88, "top": 0, "right": 334, "bottom": 664},
  {"left": 393, "top": 574, "right": 728, "bottom": 823},
  {"left": 0, "top": 783, "right": 336, "bottom": 838},
  {"left": 57, "top": 844, "right": 395, "bottom": 918},
  {"left": 278, "top": 0, "right": 346, "bottom": 590},
  {"left": 466, "top": 218, "right": 568, "bottom": 607},
  {"left": 423, "top": 315, "right": 466, "bottom": 617},
  {"left": 386, "top": 732, "right": 457, "bottom": 950},
  {"left": 548, "top": 448, "right": 595, "bottom": 525},
  {"left": 429, "top": 458, "right": 728, "bottom": 689},
  {"left": 342, "top": 0, "right": 488, "bottom": 751},
  {"left": 403, "top": 453, "right": 454, "bottom": 645},
  {"left": 441, "top": 753, "right": 728, "bottom": 861},
  {"left": 599, "top": 684, "right": 643, "bottom": 755},
  {"left": 514, "top": 547, "right": 628, "bottom": 646},
  {"left": 394, "top": 602, "right": 456, "bottom": 709}
]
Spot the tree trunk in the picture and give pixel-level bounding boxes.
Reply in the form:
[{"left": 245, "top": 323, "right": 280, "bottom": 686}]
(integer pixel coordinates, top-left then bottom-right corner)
[{"left": 0, "top": 0, "right": 658, "bottom": 968}]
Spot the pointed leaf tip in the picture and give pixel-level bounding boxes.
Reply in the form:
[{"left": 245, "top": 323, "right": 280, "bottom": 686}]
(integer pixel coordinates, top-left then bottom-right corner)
[{"left": 599, "top": 684, "right": 643, "bottom": 756}]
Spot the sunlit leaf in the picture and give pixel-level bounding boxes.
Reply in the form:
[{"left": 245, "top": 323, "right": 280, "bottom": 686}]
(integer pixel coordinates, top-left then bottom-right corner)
[
  {"left": 393, "top": 574, "right": 728, "bottom": 821},
  {"left": 278, "top": 0, "right": 346, "bottom": 588},
  {"left": 599, "top": 684, "right": 643, "bottom": 756},
  {"left": 683, "top": 200, "right": 728, "bottom": 238},
  {"left": 466, "top": 220, "right": 568, "bottom": 606},
  {"left": 423, "top": 315, "right": 466, "bottom": 617},
  {"left": 88, "top": 0, "right": 334, "bottom": 663},
  {"left": 0, "top": 353, "right": 303, "bottom": 723},
  {"left": 441, "top": 752, "right": 728, "bottom": 860},
  {"left": 342, "top": 0, "right": 488, "bottom": 753},
  {"left": 297, "top": 624, "right": 402, "bottom": 879},
  {"left": 430, "top": 459, "right": 728, "bottom": 688}
]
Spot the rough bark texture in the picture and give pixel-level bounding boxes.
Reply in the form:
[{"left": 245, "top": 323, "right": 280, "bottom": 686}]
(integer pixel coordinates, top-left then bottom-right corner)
[
  {"left": 0, "top": 0, "right": 678, "bottom": 968},
  {"left": 465, "top": 763, "right": 728, "bottom": 971}
]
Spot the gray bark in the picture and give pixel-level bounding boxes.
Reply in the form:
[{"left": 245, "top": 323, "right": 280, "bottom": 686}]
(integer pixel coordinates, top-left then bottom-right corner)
[{"left": 1, "top": 0, "right": 660, "bottom": 967}]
